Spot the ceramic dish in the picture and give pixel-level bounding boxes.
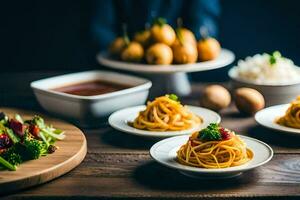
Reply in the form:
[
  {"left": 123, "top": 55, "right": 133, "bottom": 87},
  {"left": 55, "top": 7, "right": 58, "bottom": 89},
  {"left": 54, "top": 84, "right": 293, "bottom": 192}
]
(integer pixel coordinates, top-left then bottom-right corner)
[
  {"left": 98, "top": 49, "right": 235, "bottom": 74},
  {"left": 31, "top": 70, "right": 152, "bottom": 127},
  {"left": 229, "top": 67, "right": 300, "bottom": 106},
  {"left": 255, "top": 104, "right": 300, "bottom": 135},
  {"left": 150, "top": 135, "right": 273, "bottom": 179},
  {"left": 108, "top": 105, "right": 221, "bottom": 138}
]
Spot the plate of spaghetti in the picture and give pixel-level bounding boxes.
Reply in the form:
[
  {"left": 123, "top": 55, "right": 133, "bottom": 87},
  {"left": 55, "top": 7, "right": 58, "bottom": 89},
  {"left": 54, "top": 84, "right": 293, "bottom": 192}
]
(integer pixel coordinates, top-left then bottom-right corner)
[
  {"left": 255, "top": 96, "right": 300, "bottom": 135},
  {"left": 108, "top": 94, "right": 220, "bottom": 138},
  {"left": 150, "top": 123, "right": 273, "bottom": 178}
]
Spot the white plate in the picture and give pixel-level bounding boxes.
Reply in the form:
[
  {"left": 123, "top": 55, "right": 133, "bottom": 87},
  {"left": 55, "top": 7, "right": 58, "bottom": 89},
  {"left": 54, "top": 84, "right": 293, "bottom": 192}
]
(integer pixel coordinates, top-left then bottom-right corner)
[
  {"left": 108, "top": 105, "right": 221, "bottom": 138},
  {"left": 255, "top": 104, "right": 300, "bottom": 135},
  {"left": 97, "top": 49, "right": 235, "bottom": 74},
  {"left": 150, "top": 135, "right": 273, "bottom": 179}
]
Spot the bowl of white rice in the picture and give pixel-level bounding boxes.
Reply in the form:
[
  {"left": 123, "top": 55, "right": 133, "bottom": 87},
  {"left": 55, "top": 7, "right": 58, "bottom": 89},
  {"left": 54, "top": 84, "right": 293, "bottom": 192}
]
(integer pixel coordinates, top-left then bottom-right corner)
[{"left": 229, "top": 51, "right": 300, "bottom": 106}]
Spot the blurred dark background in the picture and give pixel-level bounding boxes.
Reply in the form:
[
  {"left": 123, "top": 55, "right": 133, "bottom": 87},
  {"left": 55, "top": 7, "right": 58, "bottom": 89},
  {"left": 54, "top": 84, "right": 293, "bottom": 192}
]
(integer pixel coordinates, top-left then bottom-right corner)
[{"left": 1, "top": 0, "right": 300, "bottom": 81}]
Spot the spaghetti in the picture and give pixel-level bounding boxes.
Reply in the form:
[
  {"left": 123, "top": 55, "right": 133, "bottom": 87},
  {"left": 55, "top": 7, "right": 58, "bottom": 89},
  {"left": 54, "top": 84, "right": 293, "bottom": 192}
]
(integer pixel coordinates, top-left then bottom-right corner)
[
  {"left": 276, "top": 96, "right": 300, "bottom": 129},
  {"left": 177, "top": 123, "right": 253, "bottom": 169},
  {"left": 131, "top": 94, "right": 202, "bottom": 131}
]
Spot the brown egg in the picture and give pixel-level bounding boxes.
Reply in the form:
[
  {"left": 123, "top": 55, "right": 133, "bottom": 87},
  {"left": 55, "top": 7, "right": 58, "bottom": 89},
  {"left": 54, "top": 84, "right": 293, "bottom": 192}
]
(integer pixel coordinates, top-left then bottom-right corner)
[
  {"left": 200, "top": 85, "right": 231, "bottom": 111},
  {"left": 234, "top": 88, "right": 265, "bottom": 115},
  {"left": 197, "top": 37, "right": 221, "bottom": 61},
  {"left": 134, "top": 30, "right": 151, "bottom": 47},
  {"left": 146, "top": 43, "right": 173, "bottom": 65},
  {"left": 172, "top": 42, "right": 198, "bottom": 64},
  {"left": 121, "top": 42, "right": 144, "bottom": 62},
  {"left": 109, "top": 37, "right": 127, "bottom": 57},
  {"left": 151, "top": 24, "right": 176, "bottom": 46}
]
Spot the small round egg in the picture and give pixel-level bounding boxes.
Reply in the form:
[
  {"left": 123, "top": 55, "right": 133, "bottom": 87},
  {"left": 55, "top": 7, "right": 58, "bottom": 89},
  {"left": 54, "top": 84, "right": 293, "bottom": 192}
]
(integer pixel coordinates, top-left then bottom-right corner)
[
  {"left": 200, "top": 85, "right": 231, "bottom": 111},
  {"left": 234, "top": 88, "right": 265, "bottom": 115}
]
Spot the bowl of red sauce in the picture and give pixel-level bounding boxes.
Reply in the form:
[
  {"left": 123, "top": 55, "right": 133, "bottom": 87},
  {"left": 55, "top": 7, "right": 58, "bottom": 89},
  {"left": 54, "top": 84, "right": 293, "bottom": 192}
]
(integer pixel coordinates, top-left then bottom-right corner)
[{"left": 31, "top": 70, "right": 152, "bottom": 127}]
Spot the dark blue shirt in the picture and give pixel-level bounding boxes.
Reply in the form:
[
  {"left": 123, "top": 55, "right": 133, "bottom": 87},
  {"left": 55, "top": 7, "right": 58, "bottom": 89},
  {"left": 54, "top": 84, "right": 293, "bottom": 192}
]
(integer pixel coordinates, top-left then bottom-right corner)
[{"left": 92, "top": 0, "right": 220, "bottom": 50}]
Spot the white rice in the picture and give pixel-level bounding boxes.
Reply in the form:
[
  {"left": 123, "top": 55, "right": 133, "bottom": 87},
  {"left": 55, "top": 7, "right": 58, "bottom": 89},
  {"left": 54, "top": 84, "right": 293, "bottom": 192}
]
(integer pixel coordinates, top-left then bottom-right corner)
[{"left": 235, "top": 53, "right": 300, "bottom": 84}]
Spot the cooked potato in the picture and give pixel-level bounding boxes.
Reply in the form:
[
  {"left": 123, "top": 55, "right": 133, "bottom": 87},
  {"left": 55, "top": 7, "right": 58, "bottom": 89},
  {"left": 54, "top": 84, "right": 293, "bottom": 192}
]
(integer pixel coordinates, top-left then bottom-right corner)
[
  {"left": 200, "top": 85, "right": 231, "bottom": 111},
  {"left": 197, "top": 37, "right": 221, "bottom": 61},
  {"left": 121, "top": 42, "right": 144, "bottom": 62},
  {"left": 173, "top": 28, "right": 197, "bottom": 47},
  {"left": 109, "top": 37, "right": 127, "bottom": 57},
  {"left": 134, "top": 30, "right": 151, "bottom": 47},
  {"left": 172, "top": 42, "right": 198, "bottom": 64},
  {"left": 151, "top": 18, "right": 176, "bottom": 46},
  {"left": 234, "top": 88, "right": 265, "bottom": 115},
  {"left": 146, "top": 43, "right": 173, "bottom": 65}
]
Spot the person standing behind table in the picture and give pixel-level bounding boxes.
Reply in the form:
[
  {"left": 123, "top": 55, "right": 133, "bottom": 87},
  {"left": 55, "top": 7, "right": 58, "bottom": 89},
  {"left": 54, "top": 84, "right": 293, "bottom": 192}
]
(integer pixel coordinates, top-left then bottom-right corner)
[{"left": 91, "top": 0, "right": 220, "bottom": 51}]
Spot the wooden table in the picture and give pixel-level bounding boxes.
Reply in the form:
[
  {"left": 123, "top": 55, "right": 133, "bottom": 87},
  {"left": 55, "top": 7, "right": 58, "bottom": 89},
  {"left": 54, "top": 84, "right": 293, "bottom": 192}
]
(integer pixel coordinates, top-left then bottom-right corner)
[{"left": 2, "top": 72, "right": 300, "bottom": 200}]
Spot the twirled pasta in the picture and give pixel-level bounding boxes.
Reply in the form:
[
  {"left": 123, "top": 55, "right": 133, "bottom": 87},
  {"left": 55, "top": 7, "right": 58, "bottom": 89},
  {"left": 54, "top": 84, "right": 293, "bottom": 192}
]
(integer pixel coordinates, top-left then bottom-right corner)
[
  {"left": 131, "top": 95, "right": 202, "bottom": 131},
  {"left": 177, "top": 130, "right": 253, "bottom": 169},
  {"left": 276, "top": 96, "right": 300, "bottom": 129}
]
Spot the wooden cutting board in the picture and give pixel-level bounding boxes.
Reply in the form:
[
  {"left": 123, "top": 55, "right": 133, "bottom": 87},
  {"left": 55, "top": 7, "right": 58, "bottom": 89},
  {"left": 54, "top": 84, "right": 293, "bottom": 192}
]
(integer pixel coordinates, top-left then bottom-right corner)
[{"left": 0, "top": 108, "right": 87, "bottom": 195}]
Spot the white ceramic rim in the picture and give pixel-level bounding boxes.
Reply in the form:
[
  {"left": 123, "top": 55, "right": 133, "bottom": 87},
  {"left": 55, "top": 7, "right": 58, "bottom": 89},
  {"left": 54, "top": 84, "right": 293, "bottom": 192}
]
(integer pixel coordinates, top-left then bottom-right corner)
[
  {"left": 255, "top": 104, "right": 300, "bottom": 134},
  {"left": 228, "top": 67, "right": 300, "bottom": 86},
  {"left": 108, "top": 105, "right": 221, "bottom": 138},
  {"left": 150, "top": 135, "right": 273, "bottom": 174},
  {"left": 30, "top": 70, "right": 152, "bottom": 100},
  {"left": 97, "top": 49, "right": 235, "bottom": 74}
]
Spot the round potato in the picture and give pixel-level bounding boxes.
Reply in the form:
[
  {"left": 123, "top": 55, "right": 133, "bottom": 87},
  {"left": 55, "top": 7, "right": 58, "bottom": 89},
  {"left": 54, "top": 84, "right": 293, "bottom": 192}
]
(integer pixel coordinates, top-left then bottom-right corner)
[
  {"left": 146, "top": 43, "right": 173, "bottom": 65},
  {"left": 134, "top": 30, "right": 151, "bottom": 47},
  {"left": 121, "top": 42, "right": 144, "bottom": 62},
  {"left": 200, "top": 85, "right": 231, "bottom": 111},
  {"left": 172, "top": 42, "right": 198, "bottom": 64},
  {"left": 151, "top": 23, "right": 176, "bottom": 46},
  {"left": 173, "top": 28, "right": 197, "bottom": 47},
  {"left": 109, "top": 37, "right": 127, "bottom": 57},
  {"left": 197, "top": 37, "right": 221, "bottom": 61},
  {"left": 234, "top": 88, "right": 265, "bottom": 115}
]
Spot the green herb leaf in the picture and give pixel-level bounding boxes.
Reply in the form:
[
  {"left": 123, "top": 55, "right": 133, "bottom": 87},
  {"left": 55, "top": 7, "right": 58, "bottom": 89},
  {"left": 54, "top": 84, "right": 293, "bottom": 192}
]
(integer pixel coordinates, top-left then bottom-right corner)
[
  {"left": 198, "top": 123, "right": 221, "bottom": 141},
  {"left": 269, "top": 51, "right": 282, "bottom": 65},
  {"left": 175, "top": 28, "right": 184, "bottom": 45},
  {"left": 6, "top": 128, "right": 20, "bottom": 144},
  {"left": 167, "top": 94, "right": 179, "bottom": 102},
  {"left": 153, "top": 17, "right": 167, "bottom": 27},
  {"left": 15, "top": 114, "right": 24, "bottom": 123}
]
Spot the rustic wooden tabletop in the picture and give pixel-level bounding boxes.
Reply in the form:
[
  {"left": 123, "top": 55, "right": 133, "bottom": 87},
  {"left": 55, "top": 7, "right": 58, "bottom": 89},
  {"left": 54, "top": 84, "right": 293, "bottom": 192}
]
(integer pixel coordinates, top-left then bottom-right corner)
[{"left": 1, "top": 72, "right": 300, "bottom": 200}]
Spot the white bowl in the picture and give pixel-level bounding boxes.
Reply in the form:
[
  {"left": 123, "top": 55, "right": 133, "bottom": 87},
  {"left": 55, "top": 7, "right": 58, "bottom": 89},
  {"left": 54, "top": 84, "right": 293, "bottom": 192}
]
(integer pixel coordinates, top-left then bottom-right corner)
[
  {"left": 228, "top": 67, "right": 300, "bottom": 106},
  {"left": 31, "top": 70, "right": 152, "bottom": 127}
]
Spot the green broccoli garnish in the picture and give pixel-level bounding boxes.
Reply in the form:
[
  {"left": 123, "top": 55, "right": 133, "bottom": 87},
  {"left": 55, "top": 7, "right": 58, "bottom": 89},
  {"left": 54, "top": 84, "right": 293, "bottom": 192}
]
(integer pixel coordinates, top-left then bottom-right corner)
[
  {"left": 198, "top": 123, "right": 222, "bottom": 141},
  {"left": 2, "top": 146, "right": 22, "bottom": 166},
  {"left": 167, "top": 94, "right": 179, "bottom": 102},
  {"left": 22, "top": 139, "right": 48, "bottom": 160}
]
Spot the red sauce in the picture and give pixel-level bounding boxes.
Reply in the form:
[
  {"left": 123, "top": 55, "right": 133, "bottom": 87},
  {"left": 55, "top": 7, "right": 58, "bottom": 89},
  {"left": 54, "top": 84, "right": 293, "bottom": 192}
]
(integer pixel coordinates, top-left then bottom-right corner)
[{"left": 53, "top": 80, "right": 130, "bottom": 96}]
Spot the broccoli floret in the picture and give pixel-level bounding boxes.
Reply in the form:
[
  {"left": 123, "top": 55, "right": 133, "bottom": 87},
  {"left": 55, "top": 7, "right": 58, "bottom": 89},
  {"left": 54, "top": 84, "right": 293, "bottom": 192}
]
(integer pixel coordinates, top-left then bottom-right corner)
[
  {"left": 22, "top": 139, "right": 48, "bottom": 160},
  {"left": 1, "top": 144, "right": 23, "bottom": 167},
  {"left": 2, "top": 151, "right": 22, "bottom": 166}
]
